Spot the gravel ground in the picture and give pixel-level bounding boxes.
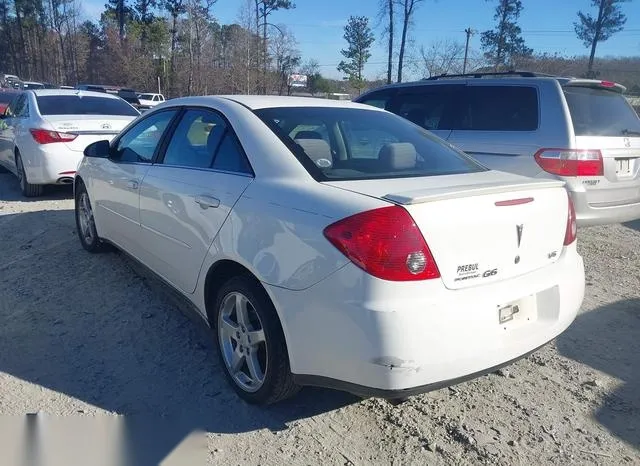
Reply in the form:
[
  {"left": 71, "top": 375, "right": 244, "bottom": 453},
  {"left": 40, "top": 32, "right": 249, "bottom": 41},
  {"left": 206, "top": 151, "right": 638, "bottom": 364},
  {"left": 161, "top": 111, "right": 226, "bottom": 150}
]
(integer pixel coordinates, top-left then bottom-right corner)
[{"left": 0, "top": 172, "right": 639, "bottom": 465}]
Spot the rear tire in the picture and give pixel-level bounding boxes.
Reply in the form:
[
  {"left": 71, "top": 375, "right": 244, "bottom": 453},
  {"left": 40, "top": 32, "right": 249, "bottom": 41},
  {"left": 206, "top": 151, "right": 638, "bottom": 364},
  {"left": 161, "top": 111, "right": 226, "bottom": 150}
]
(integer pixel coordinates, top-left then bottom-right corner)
[
  {"left": 214, "top": 275, "right": 300, "bottom": 405},
  {"left": 16, "top": 152, "right": 43, "bottom": 197},
  {"left": 75, "top": 181, "right": 109, "bottom": 253}
]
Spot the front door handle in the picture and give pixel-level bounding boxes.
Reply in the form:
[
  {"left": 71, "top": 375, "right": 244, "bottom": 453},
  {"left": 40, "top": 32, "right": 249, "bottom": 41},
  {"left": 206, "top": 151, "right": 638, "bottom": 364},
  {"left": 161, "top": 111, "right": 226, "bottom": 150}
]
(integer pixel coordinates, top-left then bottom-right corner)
[
  {"left": 127, "top": 180, "right": 139, "bottom": 189},
  {"left": 195, "top": 195, "right": 220, "bottom": 209}
]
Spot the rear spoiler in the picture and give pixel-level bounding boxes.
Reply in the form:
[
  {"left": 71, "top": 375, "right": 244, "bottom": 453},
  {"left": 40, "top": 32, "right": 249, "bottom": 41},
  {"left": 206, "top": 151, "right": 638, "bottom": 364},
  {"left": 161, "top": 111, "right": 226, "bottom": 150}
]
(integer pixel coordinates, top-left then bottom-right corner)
[
  {"left": 383, "top": 180, "right": 565, "bottom": 205},
  {"left": 563, "top": 79, "right": 626, "bottom": 94}
]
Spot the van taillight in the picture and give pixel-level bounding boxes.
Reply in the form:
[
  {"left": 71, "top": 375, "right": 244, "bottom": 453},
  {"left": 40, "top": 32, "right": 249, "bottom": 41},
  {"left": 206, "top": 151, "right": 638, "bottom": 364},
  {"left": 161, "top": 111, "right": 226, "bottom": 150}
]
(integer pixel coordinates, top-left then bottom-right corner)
[{"left": 534, "top": 149, "right": 603, "bottom": 177}]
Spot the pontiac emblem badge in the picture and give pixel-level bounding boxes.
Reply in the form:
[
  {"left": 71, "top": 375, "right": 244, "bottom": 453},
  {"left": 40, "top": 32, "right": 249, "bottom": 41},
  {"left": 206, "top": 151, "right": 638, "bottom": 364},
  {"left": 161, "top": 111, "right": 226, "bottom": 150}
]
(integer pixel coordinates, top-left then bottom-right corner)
[{"left": 516, "top": 224, "right": 523, "bottom": 248}]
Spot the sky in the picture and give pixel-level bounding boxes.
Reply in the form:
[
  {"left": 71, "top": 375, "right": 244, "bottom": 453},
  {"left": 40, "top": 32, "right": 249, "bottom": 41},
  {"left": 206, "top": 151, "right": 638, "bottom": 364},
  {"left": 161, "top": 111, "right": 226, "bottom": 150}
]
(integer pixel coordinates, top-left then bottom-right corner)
[{"left": 82, "top": 0, "right": 640, "bottom": 80}]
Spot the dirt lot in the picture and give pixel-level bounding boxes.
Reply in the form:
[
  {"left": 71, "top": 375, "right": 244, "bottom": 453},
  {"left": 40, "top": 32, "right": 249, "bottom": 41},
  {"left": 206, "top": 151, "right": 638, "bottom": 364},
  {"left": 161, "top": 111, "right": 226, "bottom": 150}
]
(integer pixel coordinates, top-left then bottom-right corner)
[{"left": 0, "top": 172, "right": 639, "bottom": 465}]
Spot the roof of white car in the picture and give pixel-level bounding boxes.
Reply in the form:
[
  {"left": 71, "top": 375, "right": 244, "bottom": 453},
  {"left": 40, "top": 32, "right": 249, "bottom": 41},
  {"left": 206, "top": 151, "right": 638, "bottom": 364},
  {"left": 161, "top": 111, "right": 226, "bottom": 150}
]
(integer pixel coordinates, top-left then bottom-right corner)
[
  {"left": 167, "top": 94, "right": 380, "bottom": 111},
  {"left": 30, "top": 89, "right": 120, "bottom": 99}
]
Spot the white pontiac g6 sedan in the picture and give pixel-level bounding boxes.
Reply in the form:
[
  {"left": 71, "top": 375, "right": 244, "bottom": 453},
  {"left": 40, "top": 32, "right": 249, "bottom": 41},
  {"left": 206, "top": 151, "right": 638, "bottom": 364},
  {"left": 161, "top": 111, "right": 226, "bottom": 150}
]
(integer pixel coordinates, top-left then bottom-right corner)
[
  {"left": 0, "top": 89, "right": 140, "bottom": 197},
  {"left": 74, "top": 96, "right": 586, "bottom": 405}
]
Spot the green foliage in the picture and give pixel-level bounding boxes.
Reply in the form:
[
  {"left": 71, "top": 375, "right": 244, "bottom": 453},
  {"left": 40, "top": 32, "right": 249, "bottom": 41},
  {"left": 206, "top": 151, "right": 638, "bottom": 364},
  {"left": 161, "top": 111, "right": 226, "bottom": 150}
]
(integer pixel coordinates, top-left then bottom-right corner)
[
  {"left": 337, "top": 15, "right": 374, "bottom": 92},
  {"left": 480, "top": 0, "right": 532, "bottom": 69},
  {"left": 574, "top": 0, "right": 629, "bottom": 48}
]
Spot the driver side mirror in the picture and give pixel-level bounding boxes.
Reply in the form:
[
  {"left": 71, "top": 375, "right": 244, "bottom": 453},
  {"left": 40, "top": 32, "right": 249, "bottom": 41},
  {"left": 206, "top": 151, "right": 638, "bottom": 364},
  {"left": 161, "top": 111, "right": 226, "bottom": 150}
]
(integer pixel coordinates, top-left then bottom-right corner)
[{"left": 84, "top": 140, "right": 111, "bottom": 158}]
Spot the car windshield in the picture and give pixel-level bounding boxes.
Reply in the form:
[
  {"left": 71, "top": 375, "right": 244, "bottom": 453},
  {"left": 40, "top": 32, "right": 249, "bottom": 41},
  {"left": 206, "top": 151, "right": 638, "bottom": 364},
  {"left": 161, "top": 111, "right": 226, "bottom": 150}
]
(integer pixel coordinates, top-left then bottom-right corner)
[
  {"left": 139, "top": 94, "right": 154, "bottom": 100},
  {"left": 564, "top": 86, "right": 640, "bottom": 137},
  {"left": 36, "top": 95, "right": 140, "bottom": 116},
  {"left": 254, "top": 106, "right": 486, "bottom": 181}
]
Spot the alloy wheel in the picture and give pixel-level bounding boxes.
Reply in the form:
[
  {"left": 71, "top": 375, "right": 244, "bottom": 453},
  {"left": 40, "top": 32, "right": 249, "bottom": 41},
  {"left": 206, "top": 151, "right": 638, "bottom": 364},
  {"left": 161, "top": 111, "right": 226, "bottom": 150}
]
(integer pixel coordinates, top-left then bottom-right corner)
[
  {"left": 218, "top": 291, "right": 268, "bottom": 393},
  {"left": 77, "top": 191, "right": 95, "bottom": 244}
]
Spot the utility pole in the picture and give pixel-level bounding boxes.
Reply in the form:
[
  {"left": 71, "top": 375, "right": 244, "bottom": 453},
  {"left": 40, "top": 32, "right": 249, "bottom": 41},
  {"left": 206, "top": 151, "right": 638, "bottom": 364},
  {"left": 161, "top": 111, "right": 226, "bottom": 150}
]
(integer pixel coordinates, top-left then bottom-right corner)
[
  {"left": 118, "top": 0, "right": 125, "bottom": 41},
  {"left": 463, "top": 27, "right": 474, "bottom": 74}
]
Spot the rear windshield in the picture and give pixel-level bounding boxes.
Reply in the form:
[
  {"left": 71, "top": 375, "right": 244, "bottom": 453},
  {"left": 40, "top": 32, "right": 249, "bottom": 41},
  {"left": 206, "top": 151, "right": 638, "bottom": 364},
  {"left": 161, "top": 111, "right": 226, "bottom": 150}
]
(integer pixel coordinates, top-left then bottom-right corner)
[
  {"left": 139, "top": 94, "right": 154, "bottom": 100},
  {"left": 254, "top": 106, "right": 486, "bottom": 181},
  {"left": 564, "top": 87, "right": 640, "bottom": 136},
  {"left": 36, "top": 95, "right": 140, "bottom": 116}
]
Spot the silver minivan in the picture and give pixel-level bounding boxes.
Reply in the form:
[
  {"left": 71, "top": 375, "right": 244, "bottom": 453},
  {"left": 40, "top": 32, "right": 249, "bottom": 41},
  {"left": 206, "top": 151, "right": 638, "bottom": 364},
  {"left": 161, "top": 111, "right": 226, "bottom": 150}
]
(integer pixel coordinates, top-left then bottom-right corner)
[{"left": 356, "top": 71, "right": 640, "bottom": 226}]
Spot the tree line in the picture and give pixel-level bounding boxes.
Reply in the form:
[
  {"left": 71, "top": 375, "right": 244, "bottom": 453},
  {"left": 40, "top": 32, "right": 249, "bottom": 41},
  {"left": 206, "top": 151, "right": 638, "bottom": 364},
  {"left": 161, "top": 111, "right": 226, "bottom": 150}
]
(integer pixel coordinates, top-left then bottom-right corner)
[
  {"left": 0, "top": 0, "right": 637, "bottom": 98},
  {"left": 338, "top": 0, "right": 637, "bottom": 93}
]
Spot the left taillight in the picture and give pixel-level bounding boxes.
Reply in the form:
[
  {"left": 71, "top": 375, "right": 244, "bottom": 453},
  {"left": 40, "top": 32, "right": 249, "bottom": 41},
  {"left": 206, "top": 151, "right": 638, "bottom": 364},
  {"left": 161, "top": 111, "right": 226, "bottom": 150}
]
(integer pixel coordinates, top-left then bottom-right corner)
[
  {"left": 30, "top": 128, "right": 78, "bottom": 144},
  {"left": 323, "top": 205, "right": 441, "bottom": 281},
  {"left": 534, "top": 148, "right": 603, "bottom": 177}
]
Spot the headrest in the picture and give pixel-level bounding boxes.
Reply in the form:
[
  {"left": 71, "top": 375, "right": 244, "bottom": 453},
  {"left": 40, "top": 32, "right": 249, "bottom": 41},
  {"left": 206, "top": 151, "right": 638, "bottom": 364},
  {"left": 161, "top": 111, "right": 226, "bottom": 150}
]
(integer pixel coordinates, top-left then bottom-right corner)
[
  {"left": 378, "top": 143, "right": 417, "bottom": 170},
  {"left": 296, "top": 138, "right": 333, "bottom": 168}
]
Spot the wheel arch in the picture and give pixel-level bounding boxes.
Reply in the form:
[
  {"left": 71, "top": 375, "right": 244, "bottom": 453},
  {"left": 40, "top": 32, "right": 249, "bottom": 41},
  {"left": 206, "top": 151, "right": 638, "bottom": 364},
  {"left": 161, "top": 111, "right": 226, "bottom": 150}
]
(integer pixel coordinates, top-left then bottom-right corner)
[
  {"left": 73, "top": 174, "right": 85, "bottom": 197},
  {"left": 203, "top": 259, "right": 260, "bottom": 326}
]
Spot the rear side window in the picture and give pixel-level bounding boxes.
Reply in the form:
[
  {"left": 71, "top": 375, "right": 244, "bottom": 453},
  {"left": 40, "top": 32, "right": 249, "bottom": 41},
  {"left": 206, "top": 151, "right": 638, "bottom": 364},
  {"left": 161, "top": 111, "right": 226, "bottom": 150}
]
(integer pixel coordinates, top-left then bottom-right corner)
[
  {"left": 564, "top": 87, "right": 640, "bottom": 136},
  {"left": 390, "top": 85, "right": 462, "bottom": 131},
  {"left": 35, "top": 95, "right": 140, "bottom": 116},
  {"left": 457, "top": 86, "right": 539, "bottom": 131}
]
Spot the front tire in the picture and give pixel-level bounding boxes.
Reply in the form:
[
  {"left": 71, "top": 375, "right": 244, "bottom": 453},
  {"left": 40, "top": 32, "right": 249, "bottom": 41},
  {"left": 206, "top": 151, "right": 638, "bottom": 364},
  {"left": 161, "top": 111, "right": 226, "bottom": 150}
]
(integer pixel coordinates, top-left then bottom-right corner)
[
  {"left": 214, "top": 276, "right": 300, "bottom": 405},
  {"left": 75, "top": 181, "right": 109, "bottom": 253},
  {"left": 16, "top": 152, "right": 43, "bottom": 197}
]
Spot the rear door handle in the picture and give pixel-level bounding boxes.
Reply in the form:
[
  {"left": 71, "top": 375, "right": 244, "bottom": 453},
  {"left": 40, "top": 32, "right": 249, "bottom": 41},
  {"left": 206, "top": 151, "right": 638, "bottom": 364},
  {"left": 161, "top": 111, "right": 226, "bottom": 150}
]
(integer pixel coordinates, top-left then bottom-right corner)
[
  {"left": 127, "top": 180, "right": 139, "bottom": 189},
  {"left": 195, "top": 195, "right": 220, "bottom": 209}
]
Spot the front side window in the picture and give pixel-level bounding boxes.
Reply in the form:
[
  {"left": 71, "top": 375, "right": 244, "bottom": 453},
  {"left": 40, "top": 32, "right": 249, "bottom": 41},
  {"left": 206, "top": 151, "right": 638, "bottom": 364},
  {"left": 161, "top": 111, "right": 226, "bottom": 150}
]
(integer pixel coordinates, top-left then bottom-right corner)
[
  {"left": 255, "top": 106, "right": 486, "bottom": 181},
  {"left": 113, "top": 110, "right": 177, "bottom": 163}
]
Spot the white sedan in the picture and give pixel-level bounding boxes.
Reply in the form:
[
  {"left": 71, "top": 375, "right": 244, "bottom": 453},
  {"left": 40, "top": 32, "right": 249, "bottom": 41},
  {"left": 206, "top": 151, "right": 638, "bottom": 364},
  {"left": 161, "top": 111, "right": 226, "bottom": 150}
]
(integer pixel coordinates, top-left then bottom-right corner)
[
  {"left": 0, "top": 89, "right": 140, "bottom": 197},
  {"left": 74, "top": 96, "right": 585, "bottom": 405}
]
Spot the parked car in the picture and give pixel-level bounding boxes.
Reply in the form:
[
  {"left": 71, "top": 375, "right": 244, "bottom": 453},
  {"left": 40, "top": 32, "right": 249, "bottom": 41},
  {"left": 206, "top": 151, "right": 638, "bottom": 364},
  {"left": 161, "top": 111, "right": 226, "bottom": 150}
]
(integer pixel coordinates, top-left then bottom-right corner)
[
  {"left": 0, "top": 89, "right": 140, "bottom": 196},
  {"left": 115, "top": 88, "right": 142, "bottom": 109},
  {"left": 23, "top": 81, "right": 45, "bottom": 90},
  {"left": 74, "top": 95, "right": 585, "bottom": 405},
  {"left": 137, "top": 93, "right": 165, "bottom": 109},
  {"left": 355, "top": 71, "right": 640, "bottom": 226},
  {"left": 75, "top": 84, "right": 108, "bottom": 93}
]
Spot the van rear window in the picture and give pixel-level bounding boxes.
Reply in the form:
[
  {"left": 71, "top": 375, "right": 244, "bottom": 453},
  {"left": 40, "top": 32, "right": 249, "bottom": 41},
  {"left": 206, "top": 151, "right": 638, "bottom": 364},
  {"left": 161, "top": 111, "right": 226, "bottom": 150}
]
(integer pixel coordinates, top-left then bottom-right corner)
[{"left": 564, "top": 87, "right": 640, "bottom": 137}]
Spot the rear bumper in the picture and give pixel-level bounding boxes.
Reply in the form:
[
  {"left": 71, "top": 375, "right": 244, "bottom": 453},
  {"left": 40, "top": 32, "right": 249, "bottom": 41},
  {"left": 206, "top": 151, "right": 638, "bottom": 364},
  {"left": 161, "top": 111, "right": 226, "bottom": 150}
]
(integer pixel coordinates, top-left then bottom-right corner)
[
  {"left": 293, "top": 340, "right": 546, "bottom": 399},
  {"left": 570, "top": 190, "right": 640, "bottom": 226},
  {"left": 266, "top": 245, "right": 585, "bottom": 395},
  {"left": 23, "top": 145, "right": 83, "bottom": 185}
]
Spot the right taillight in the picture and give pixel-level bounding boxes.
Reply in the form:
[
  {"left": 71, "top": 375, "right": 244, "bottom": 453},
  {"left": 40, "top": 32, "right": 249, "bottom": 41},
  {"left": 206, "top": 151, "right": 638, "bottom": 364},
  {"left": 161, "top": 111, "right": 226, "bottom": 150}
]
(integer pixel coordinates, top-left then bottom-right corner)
[
  {"left": 564, "top": 191, "right": 577, "bottom": 246},
  {"left": 323, "top": 205, "right": 440, "bottom": 281},
  {"left": 534, "top": 149, "right": 603, "bottom": 177}
]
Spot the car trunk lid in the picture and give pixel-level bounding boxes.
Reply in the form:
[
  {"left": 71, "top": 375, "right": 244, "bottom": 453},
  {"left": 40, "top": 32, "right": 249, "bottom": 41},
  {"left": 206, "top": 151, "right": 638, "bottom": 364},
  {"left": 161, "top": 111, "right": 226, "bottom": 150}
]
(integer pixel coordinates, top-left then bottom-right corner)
[{"left": 325, "top": 172, "right": 569, "bottom": 290}]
